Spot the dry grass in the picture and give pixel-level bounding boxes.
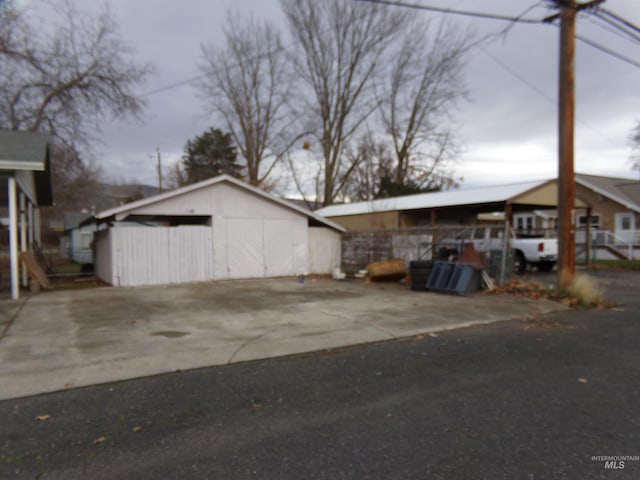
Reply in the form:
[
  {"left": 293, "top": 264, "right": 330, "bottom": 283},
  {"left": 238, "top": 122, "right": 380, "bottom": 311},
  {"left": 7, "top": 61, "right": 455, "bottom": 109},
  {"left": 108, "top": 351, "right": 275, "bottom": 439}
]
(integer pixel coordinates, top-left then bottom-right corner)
[
  {"left": 488, "top": 274, "right": 605, "bottom": 309},
  {"left": 566, "top": 274, "right": 604, "bottom": 308}
]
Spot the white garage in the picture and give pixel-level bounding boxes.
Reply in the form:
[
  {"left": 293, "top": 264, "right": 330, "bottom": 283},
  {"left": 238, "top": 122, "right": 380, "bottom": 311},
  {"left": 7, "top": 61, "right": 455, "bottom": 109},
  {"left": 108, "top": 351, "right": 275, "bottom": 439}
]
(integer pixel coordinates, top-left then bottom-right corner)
[{"left": 90, "top": 175, "right": 344, "bottom": 287}]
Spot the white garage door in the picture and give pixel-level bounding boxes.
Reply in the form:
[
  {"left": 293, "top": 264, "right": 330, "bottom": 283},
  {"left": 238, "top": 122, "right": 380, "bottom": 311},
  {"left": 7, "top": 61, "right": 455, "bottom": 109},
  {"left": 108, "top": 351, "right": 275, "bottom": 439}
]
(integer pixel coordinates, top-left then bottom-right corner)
[
  {"left": 226, "top": 219, "right": 265, "bottom": 278},
  {"left": 225, "top": 218, "right": 303, "bottom": 279}
]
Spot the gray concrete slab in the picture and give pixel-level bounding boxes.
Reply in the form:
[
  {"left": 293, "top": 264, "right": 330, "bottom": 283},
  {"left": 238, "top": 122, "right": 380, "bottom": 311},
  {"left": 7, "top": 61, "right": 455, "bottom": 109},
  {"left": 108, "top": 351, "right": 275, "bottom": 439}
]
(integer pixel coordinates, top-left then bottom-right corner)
[{"left": 0, "top": 278, "right": 566, "bottom": 400}]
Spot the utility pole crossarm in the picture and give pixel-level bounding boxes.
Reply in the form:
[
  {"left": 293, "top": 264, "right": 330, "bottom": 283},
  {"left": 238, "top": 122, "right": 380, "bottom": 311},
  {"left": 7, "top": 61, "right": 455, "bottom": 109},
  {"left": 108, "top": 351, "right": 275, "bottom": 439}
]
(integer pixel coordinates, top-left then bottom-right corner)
[{"left": 543, "top": 0, "right": 606, "bottom": 24}]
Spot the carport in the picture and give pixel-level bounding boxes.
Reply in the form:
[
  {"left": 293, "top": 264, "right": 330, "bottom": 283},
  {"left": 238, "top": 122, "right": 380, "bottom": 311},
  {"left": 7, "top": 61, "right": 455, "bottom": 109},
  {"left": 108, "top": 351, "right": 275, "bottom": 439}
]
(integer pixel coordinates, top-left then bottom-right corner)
[
  {"left": 315, "top": 179, "right": 589, "bottom": 230},
  {"left": 0, "top": 130, "right": 52, "bottom": 300}
]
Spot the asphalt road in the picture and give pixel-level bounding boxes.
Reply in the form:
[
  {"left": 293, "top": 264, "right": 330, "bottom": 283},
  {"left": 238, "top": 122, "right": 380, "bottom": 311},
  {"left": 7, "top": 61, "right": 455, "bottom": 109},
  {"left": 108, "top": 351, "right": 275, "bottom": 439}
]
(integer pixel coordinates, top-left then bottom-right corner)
[{"left": 1, "top": 270, "right": 639, "bottom": 479}]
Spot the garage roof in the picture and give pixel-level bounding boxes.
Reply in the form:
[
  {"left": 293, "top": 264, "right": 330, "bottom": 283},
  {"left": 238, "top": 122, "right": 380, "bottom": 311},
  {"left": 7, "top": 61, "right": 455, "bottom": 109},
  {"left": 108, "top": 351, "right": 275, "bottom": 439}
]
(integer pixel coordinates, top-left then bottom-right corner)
[
  {"left": 91, "top": 174, "right": 346, "bottom": 232},
  {"left": 315, "top": 179, "right": 554, "bottom": 218}
]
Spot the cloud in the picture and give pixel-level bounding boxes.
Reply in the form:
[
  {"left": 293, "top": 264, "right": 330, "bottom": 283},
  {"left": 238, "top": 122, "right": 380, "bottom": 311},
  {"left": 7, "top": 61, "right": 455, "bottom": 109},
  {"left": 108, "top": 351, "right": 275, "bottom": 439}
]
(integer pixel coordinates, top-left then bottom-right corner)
[{"left": 70, "top": 0, "right": 640, "bottom": 188}]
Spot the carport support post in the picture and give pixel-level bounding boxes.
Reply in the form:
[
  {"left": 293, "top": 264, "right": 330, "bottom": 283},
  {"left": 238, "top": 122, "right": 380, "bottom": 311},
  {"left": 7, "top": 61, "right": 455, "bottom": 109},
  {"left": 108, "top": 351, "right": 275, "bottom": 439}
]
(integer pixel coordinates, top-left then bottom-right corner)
[
  {"left": 8, "top": 178, "right": 19, "bottom": 300},
  {"left": 586, "top": 206, "right": 592, "bottom": 266},
  {"left": 500, "top": 203, "right": 513, "bottom": 287},
  {"left": 28, "top": 201, "right": 34, "bottom": 251},
  {"left": 20, "top": 192, "right": 28, "bottom": 287},
  {"left": 34, "top": 208, "right": 41, "bottom": 246}
]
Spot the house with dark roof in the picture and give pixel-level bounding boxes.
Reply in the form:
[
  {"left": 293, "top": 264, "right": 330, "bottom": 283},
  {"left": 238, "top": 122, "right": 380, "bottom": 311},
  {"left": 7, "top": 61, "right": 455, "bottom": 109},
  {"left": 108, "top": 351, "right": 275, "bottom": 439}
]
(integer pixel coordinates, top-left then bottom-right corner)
[
  {"left": 0, "top": 130, "right": 53, "bottom": 299},
  {"left": 315, "top": 173, "right": 639, "bottom": 261}
]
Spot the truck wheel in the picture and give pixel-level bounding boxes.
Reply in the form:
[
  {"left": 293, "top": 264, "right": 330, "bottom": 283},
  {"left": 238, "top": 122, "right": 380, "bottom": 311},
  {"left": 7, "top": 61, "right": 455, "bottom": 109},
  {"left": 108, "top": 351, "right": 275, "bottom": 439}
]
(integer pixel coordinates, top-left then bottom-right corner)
[{"left": 513, "top": 251, "right": 526, "bottom": 274}]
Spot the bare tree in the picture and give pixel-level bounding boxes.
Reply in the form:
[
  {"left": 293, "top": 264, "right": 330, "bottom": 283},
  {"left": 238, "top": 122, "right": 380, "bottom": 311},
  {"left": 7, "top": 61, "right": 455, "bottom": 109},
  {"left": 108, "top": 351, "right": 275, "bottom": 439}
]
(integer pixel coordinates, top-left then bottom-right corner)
[
  {"left": 281, "top": 0, "right": 407, "bottom": 206},
  {"left": 1, "top": 0, "right": 152, "bottom": 219},
  {"left": 377, "top": 19, "right": 470, "bottom": 194},
  {"left": 198, "top": 13, "right": 299, "bottom": 188},
  {"left": 0, "top": 0, "right": 152, "bottom": 154},
  {"left": 342, "top": 130, "right": 394, "bottom": 202}
]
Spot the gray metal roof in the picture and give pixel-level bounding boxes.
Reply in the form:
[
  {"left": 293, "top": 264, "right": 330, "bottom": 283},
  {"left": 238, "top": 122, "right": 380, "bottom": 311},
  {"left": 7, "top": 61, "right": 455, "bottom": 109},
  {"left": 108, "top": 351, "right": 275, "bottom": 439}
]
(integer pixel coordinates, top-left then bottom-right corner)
[
  {"left": 0, "top": 129, "right": 52, "bottom": 206},
  {"left": 0, "top": 129, "right": 50, "bottom": 171},
  {"left": 315, "top": 180, "right": 550, "bottom": 218},
  {"left": 575, "top": 173, "right": 640, "bottom": 213},
  {"left": 91, "top": 174, "right": 346, "bottom": 233}
]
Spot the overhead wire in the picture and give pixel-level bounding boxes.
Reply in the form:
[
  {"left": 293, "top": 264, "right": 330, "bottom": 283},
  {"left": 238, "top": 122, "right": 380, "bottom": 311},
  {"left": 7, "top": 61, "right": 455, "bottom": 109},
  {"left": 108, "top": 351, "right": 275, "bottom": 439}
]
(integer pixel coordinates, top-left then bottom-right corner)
[
  {"left": 138, "top": 1, "right": 640, "bottom": 101},
  {"left": 355, "top": 0, "right": 544, "bottom": 24},
  {"left": 574, "top": 33, "right": 640, "bottom": 69},
  {"left": 589, "top": 10, "right": 640, "bottom": 45},
  {"left": 598, "top": 7, "right": 640, "bottom": 36},
  {"left": 586, "top": 15, "right": 640, "bottom": 46}
]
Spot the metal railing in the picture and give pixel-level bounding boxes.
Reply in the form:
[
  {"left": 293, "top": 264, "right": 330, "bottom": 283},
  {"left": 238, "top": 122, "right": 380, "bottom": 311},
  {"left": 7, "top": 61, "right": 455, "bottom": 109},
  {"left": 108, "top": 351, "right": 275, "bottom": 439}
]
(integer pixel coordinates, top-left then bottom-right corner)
[{"left": 575, "top": 228, "right": 639, "bottom": 261}]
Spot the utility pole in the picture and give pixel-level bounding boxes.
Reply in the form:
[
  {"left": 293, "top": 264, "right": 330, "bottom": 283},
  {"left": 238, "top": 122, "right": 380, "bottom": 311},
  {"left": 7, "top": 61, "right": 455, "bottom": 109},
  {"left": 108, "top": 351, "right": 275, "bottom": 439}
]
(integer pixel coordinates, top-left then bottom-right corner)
[
  {"left": 549, "top": 0, "right": 604, "bottom": 289},
  {"left": 156, "top": 147, "right": 163, "bottom": 193},
  {"left": 557, "top": 0, "right": 577, "bottom": 290}
]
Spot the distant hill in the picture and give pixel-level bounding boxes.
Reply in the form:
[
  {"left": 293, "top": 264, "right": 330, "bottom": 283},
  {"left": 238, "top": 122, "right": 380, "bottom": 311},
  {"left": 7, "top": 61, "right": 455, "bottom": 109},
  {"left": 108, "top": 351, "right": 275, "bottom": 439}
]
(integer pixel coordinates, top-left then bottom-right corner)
[{"left": 90, "top": 183, "right": 160, "bottom": 212}]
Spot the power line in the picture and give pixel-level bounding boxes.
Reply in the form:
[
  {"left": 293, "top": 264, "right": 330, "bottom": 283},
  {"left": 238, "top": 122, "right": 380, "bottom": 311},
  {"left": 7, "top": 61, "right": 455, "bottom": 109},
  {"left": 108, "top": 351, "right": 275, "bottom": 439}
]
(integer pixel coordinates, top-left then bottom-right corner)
[
  {"left": 477, "top": 44, "right": 619, "bottom": 146},
  {"left": 598, "top": 7, "right": 640, "bottom": 36},
  {"left": 587, "top": 15, "right": 640, "bottom": 46},
  {"left": 591, "top": 10, "right": 640, "bottom": 44},
  {"left": 140, "top": 76, "right": 207, "bottom": 98},
  {"left": 138, "top": 0, "right": 640, "bottom": 102},
  {"left": 477, "top": 46, "right": 556, "bottom": 105},
  {"left": 575, "top": 33, "right": 640, "bottom": 69},
  {"left": 355, "top": 0, "right": 544, "bottom": 24}
]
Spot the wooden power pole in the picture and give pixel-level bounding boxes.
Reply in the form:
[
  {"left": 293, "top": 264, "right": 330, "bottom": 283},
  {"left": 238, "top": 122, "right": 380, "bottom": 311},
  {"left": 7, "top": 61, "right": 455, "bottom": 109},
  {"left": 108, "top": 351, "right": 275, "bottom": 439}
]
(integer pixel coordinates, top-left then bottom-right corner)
[
  {"left": 553, "top": 0, "right": 605, "bottom": 289},
  {"left": 557, "top": 0, "right": 577, "bottom": 290}
]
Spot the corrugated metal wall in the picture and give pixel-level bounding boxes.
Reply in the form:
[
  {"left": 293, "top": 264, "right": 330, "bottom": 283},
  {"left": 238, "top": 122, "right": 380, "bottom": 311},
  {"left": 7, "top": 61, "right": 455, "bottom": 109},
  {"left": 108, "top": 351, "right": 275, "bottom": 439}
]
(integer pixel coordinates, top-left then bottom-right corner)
[
  {"left": 308, "top": 227, "right": 341, "bottom": 274},
  {"left": 224, "top": 217, "right": 308, "bottom": 279},
  {"left": 93, "top": 182, "right": 341, "bottom": 286},
  {"left": 94, "top": 229, "right": 113, "bottom": 284},
  {"left": 109, "top": 226, "right": 213, "bottom": 286}
]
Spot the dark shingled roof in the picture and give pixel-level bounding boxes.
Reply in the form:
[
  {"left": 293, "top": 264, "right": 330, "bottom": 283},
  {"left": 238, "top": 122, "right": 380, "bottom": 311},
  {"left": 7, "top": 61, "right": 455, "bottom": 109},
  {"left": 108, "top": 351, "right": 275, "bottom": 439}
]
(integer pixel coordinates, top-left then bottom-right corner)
[{"left": 0, "top": 129, "right": 52, "bottom": 206}]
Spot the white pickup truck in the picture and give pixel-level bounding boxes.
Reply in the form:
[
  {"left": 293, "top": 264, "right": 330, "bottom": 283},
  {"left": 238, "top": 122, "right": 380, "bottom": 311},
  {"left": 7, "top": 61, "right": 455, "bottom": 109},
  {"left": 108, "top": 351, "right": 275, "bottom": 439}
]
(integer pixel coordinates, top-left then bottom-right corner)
[{"left": 441, "top": 226, "right": 558, "bottom": 273}]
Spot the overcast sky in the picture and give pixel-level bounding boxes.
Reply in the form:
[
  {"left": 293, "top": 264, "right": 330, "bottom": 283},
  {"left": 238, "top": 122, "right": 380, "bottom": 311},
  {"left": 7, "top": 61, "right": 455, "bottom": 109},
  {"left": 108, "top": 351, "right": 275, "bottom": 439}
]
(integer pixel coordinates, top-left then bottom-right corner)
[{"left": 64, "top": 0, "right": 640, "bottom": 191}]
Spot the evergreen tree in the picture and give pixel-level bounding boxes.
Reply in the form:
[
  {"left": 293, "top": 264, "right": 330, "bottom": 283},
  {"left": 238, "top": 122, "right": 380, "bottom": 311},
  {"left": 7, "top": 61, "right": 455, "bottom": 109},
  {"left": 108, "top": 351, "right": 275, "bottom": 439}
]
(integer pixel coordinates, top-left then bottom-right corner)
[{"left": 182, "top": 128, "right": 243, "bottom": 184}]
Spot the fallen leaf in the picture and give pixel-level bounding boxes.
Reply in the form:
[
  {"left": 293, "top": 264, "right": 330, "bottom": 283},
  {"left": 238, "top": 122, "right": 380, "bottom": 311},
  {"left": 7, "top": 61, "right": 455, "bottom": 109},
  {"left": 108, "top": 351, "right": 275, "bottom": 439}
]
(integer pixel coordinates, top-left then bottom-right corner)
[
  {"left": 64, "top": 383, "right": 74, "bottom": 389},
  {"left": 577, "top": 378, "right": 589, "bottom": 384},
  {"left": 416, "top": 335, "right": 425, "bottom": 340},
  {"left": 251, "top": 402, "right": 262, "bottom": 410},
  {"left": 132, "top": 426, "right": 142, "bottom": 433},
  {"left": 92, "top": 436, "right": 107, "bottom": 445},
  {"left": 35, "top": 414, "right": 50, "bottom": 421},
  {"left": 420, "top": 352, "right": 428, "bottom": 356},
  {"left": 387, "top": 413, "right": 393, "bottom": 417},
  {"left": 428, "top": 332, "right": 439, "bottom": 338},
  {"left": 375, "top": 371, "right": 383, "bottom": 376}
]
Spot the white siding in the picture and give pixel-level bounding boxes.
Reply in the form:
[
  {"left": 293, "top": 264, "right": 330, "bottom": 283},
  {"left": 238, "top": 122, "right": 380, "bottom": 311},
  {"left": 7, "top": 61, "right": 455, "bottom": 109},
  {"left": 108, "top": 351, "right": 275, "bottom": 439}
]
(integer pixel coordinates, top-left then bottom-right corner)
[
  {"left": 108, "top": 226, "right": 213, "bottom": 286},
  {"left": 308, "top": 227, "right": 341, "bottom": 274},
  {"left": 14, "top": 170, "right": 37, "bottom": 204},
  {"left": 226, "top": 218, "right": 265, "bottom": 279},
  {"left": 222, "top": 217, "right": 307, "bottom": 279},
  {"left": 94, "top": 181, "right": 341, "bottom": 285},
  {"left": 94, "top": 229, "right": 113, "bottom": 284}
]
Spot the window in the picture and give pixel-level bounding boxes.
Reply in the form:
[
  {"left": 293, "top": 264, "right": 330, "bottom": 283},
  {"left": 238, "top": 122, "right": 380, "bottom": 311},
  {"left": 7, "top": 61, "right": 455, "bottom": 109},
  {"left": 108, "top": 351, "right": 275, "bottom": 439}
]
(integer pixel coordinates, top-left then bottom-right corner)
[
  {"left": 621, "top": 216, "right": 631, "bottom": 230},
  {"left": 513, "top": 214, "right": 535, "bottom": 230},
  {"left": 80, "top": 232, "right": 93, "bottom": 250},
  {"left": 577, "top": 215, "right": 600, "bottom": 228}
]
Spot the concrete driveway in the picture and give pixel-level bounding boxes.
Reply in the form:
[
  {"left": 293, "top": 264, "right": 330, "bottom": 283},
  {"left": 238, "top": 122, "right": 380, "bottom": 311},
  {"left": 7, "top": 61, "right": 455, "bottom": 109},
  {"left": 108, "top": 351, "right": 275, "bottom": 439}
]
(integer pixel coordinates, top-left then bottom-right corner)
[{"left": 0, "top": 277, "right": 565, "bottom": 400}]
